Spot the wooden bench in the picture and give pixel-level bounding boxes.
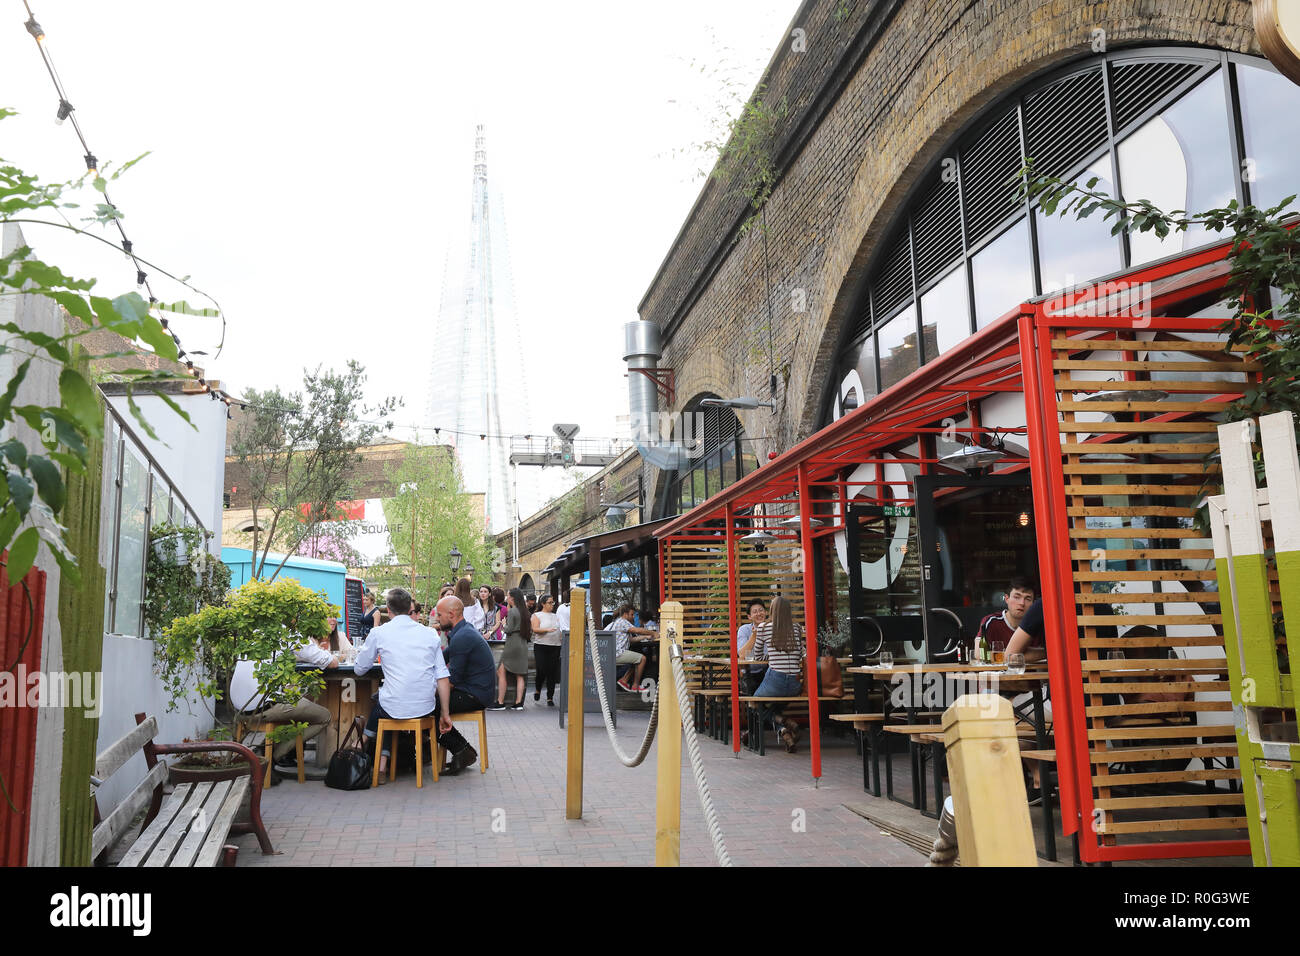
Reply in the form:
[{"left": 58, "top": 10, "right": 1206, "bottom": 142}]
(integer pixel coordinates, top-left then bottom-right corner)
[
  {"left": 92, "top": 712, "right": 274, "bottom": 867},
  {"left": 1018, "top": 749, "right": 1063, "bottom": 863}
]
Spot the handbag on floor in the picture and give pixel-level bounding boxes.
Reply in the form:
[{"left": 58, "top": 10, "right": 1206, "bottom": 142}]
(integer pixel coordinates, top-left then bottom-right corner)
[{"left": 325, "top": 716, "right": 372, "bottom": 791}]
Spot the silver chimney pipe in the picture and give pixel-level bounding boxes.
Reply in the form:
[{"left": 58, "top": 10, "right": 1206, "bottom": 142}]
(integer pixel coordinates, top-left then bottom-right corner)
[{"left": 623, "top": 320, "right": 688, "bottom": 470}]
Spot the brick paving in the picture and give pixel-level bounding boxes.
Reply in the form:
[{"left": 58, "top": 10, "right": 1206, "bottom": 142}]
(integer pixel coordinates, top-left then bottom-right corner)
[{"left": 228, "top": 703, "right": 925, "bottom": 867}]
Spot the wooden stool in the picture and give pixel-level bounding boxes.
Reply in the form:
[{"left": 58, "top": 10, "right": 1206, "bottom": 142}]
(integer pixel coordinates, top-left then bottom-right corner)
[
  {"left": 435, "top": 711, "right": 489, "bottom": 773},
  {"left": 237, "top": 720, "right": 305, "bottom": 788},
  {"left": 373, "top": 716, "right": 438, "bottom": 788}
]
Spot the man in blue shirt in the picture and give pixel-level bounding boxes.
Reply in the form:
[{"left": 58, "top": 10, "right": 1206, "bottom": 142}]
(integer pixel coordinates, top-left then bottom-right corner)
[{"left": 433, "top": 595, "right": 495, "bottom": 774}]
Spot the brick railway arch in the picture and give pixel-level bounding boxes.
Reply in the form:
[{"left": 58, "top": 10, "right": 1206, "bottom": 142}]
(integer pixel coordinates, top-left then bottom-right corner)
[{"left": 798, "top": 40, "right": 1280, "bottom": 439}]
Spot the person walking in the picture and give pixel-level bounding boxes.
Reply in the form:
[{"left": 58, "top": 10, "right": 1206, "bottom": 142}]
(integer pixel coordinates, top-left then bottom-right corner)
[
  {"left": 501, "top": 587, "right": 532, "bottom": 710},
  {"left": 531, "top": 594, "right": 562, "bottom": 705}
]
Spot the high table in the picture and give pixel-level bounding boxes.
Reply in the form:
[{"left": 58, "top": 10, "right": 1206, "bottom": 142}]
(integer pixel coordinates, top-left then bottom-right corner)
[
  {"left": 295, "top": 664, "right": 383, "bottom": 767},
  {"left": 847, "top": 662, "right": 1053, "bottom": 855}
]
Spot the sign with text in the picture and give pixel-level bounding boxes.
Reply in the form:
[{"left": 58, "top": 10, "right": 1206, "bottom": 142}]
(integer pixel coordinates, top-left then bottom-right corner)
[
  {"left": 344, "top": 576, "right": 365, "bottom": 642},
  {"left": 558, "top": 629, "right": 617, "bottom": 729}
]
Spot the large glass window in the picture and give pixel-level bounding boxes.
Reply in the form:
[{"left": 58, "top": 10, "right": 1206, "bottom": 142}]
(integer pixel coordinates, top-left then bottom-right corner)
[
  {"left": 877, "top": 305, "right": 919, "bottom": 391},
  {"left": 919, "top": 265, "right": 971, "bottom": 360},
  {"left": 1120, "top": 73, "right": 1236, "bottom": 265},
  {"left": 113, "top": 447, "right": 148, "bottom": 637},
  {"left": 1036, "top": 154, "right": 1121, "bottom": 293},
  {"left": 832, "top": 51, "right": 1300, "bottom": 430},
  {"left": 1237, "top": 63, "right": 1300, "bottom": 214},
  {"left": 972, "top": 219, "right": 1032, "bottom": 328}
]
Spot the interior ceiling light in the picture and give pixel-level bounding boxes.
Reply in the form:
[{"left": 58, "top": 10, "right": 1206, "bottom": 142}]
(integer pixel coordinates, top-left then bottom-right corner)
[
  {"left": 938, "top": 432, "right": 1028, "bottom": 473},
  {"left": 780, "top": 515, "right": 824, "bottom": 529}
]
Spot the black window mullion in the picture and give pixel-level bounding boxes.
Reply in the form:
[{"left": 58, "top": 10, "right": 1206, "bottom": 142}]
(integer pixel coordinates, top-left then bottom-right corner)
[
  {"left": 1224, "top": 54, "right": 1250, "bottom": 210},
  {"left": 954, "top": 148, "right": 976, "bottom": 338},
  {"left": 1100, "top": 55, "right": 1130, "bottom": 271},
  {"left": 1017, "top": 99, "right": 1044, "bottom": 298}
]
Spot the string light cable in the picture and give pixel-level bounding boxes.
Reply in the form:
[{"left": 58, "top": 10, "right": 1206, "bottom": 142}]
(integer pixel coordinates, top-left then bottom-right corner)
[{"left": 18, "top": 3, "right": 231, "bottom": 404}]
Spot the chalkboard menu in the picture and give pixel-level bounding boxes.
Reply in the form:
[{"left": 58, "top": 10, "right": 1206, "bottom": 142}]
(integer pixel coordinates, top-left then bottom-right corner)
[
  {"left": 344, "top": 576, "right": 365, "bottom": 643},
  {"left": 558, "top": 629, "right": 617, "bottom": 729}
]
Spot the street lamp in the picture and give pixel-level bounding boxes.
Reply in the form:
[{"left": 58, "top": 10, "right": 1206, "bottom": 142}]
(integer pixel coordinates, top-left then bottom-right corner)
[
  {"left": 699, "top": 396, "right": 775, "bottom": 410},
  {"left": 449, "top": 545, "right": 462, "bottom": 574},
  {"left": 464, "top": 563, "right": 474, "bottom": 579}
]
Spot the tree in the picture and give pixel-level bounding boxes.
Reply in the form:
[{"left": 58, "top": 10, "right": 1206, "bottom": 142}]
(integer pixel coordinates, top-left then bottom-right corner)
[
  {"left": 382, "top": 444, "right": 491, "bottom": 608},
  {"left": 229, "top": 361, "right": 398, "bottom": 581}
]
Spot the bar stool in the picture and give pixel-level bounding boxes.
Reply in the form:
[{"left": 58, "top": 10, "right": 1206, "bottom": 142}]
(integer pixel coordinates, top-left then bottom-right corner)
[
  {"left": 435, "top": 710, "right": 490, "bottom": 773},
  {"left": 236, "top": 720, "right": 305, "bottom": 788},
  {"left": 373, "top": 716, "right": 439, "bottom": 788}
]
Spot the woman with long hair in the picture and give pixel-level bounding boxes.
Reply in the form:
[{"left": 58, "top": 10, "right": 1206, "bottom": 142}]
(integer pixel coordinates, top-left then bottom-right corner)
[
  {"left": 499, "top": 587, "right": 532, "bottom": 710},
  {"left": 750, "top": 595, "right": 805, "bottom": 752},
  {"left": 485, "top": 586, "right": 509, "bottom": 709},
  {"left": 456, "top": 577, "right": 483, "bottom": 632},
  {"left": 530, "top": 593, "right": 562, "bottom": 705}
]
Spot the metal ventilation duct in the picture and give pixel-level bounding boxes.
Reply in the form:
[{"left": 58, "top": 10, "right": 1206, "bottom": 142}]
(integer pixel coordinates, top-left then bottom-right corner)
[{"left": 624, "top": 320, "right": 689, "bottom": 470}]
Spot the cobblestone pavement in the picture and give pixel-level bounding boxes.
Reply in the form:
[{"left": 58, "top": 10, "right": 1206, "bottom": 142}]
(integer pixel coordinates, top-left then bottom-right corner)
[{"left": 229, "top": 703, "right": 926, "bottom": 867}]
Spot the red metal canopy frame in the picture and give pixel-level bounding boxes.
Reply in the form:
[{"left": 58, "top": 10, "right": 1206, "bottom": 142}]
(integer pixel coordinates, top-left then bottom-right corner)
[{"left": 655, "top": 238, "right": 1252, "bottom": 864}]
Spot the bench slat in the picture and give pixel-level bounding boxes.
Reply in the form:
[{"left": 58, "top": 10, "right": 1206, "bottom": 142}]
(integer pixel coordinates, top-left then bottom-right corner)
[
  {"left": 91, "top": 759, "right": 167, "bottom": 859},
  {"left": 167, "top": 780, "right": 233, "bottom": 868},
  {"left": 195, "top": 777, "right": 249, "bottom": 868},
  {"left": 143, "top": 783, "right": 212, "bottom": 867},
  {"left": 117, "top": 783, "right": 192, "bottom": 867},
  {"left": 95, "top": 717, "right": 159, "bottom": 780}
]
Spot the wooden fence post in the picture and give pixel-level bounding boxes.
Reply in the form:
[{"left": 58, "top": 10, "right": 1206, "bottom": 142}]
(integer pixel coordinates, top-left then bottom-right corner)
[
  {"left": 565, "top": 587, "right": 586, "bottom": 821},
  {"left": 655, "top": 601, "right": 683, "bottom": 866},
  {"left": 942, "top": 694, "right": 1037, "bottom": 866}
]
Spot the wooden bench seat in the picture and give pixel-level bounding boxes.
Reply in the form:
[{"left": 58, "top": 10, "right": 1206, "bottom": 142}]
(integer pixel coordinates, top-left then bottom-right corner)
[{"left": 93, "top": 712, "right": 274, "bottom": 867}]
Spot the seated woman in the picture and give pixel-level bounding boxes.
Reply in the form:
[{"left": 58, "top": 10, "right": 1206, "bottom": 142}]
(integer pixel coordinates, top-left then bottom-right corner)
[
  {"left": 750, "top": 595, "right": 804, "bottom": 753},
  {"left": 316, "top": 617, "right": 354, "bottom": 658}
]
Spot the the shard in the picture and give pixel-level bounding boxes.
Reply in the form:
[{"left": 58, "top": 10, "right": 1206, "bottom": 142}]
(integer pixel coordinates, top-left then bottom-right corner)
[{"left": 426, "top": 126, "right": 530, "bottom": 534}]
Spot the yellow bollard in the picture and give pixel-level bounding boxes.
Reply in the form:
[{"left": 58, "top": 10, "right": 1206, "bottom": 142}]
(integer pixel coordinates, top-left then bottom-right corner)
[
  {"left": 941, "top": 694, "right": 1037, "bottom": 866},
  {"left": 655, "top": 601, "right": 684, "bottom": 866},
  {"left": 565, "top": 588, "right": 587, "bottom": 820}
]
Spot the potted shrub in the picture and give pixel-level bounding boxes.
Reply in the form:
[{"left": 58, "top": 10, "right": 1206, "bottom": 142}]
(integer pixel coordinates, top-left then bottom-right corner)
[{"left": 155, "top": 577, "right": 336, "bottom": 783}]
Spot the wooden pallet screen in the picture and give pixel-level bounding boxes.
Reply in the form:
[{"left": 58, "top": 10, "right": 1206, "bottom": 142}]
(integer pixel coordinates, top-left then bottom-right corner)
[{"left": 1028, "top": 314, "right": 1256, "bottom": 862}]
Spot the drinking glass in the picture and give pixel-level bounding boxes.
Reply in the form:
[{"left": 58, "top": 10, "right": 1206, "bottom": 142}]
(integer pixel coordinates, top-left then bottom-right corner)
[
  {"left": 1007, "top": 653, "right": 1025, "bottom": 675},
  {"left": 992, "top": 641, "right": 1006, "bottom": 664},
  {"left": 879, "top": 651, "right": 894, "bottom": 668}
]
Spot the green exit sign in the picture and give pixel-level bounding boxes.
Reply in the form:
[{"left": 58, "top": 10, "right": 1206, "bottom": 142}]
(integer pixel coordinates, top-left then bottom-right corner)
[{"left": 883, "top": 504, "right": 914, "bottom": 517}]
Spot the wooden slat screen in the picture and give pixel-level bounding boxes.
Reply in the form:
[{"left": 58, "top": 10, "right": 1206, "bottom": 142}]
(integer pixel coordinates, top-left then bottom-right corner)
[{"left": 1042, "top": 322, "right": 1255, "bottom": 857}]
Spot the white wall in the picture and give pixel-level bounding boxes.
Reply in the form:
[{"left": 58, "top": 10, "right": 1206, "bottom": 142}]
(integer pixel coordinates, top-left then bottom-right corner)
[{"left": 105, "top": 390, "right": 227, "bottom": 555}]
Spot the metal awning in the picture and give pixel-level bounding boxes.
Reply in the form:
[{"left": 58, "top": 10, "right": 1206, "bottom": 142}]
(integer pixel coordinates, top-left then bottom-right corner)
[{"left": 545, "top": 517, "right": 675, "bottom": 581}]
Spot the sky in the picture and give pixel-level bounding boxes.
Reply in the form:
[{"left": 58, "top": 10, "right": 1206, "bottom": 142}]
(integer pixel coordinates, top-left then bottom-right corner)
[{"left": 0, "top": 1, "right": 799, "bottom": 517}]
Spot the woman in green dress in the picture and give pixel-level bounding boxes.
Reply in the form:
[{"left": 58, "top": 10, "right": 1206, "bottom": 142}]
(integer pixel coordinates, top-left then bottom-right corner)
[{"left": 501, "top": 587, "right": 532, "bottom": 710}]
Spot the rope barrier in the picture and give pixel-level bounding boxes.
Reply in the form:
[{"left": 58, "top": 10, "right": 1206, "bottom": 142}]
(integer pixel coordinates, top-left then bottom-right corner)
[
  {"left": 668, "top": 637, "right": 733, "bottom": 867},
  {"left": 579, "top": 597, "right": 733, "bottom": 866},
  {"left": 583, "top": 599, "right": 658, "bottom": 767}
]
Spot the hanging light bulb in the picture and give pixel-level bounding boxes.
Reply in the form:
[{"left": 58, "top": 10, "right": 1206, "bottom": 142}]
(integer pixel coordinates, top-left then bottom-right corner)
[
  {"left": 1018, "top": 511, "right": 1031, "bottom": 528},
  {"left": 55, "top": 99, "right": 73, "bottom": 125},
  {"left": 84, "top": 153, "right": 98, "bottom": 177},
  {"left": 24, "top": 17, "right": 45, "bottom": 43}
]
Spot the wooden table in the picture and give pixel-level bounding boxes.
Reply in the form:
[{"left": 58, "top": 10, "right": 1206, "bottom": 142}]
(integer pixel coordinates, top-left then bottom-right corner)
[
  {"left": 849, "top": 662, "right": 1052, "bottom": 853},
  {"left": 296, "top": 664, "right": 383, "bottom": 767}
]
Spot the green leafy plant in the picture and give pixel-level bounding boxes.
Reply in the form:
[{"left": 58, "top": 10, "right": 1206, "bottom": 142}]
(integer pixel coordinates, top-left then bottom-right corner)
[
  {"left": 0, "top": 109, "right": 196, "bottom": 583},
  {"left": 156, "top": 576, "right": 336, "bottom": 753},
  {"left": 817, "top": 615, "right": 852, "bottom": 656},
  {"left": 143, "top": 521, "right": 231, "bottom": 638},
  {"left": 382, "top": 443, "right": 492, "bottom": 606},
  {"left": 703, "top": 83, "right": 789, "bottom": 237}
]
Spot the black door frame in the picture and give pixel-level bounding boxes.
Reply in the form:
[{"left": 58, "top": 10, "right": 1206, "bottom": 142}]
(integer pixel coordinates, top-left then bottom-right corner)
[{"left": 914, "top": 472, "right": 1033, "bottom": 662}]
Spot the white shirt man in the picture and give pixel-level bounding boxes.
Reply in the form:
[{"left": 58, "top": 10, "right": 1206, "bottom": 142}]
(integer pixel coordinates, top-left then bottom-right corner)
[
  {"left": 355, "top": 588, "right": 453, "bottom": 774},
  {"left": 556, "top": 599, "right": 571, "bottom": 633}
]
